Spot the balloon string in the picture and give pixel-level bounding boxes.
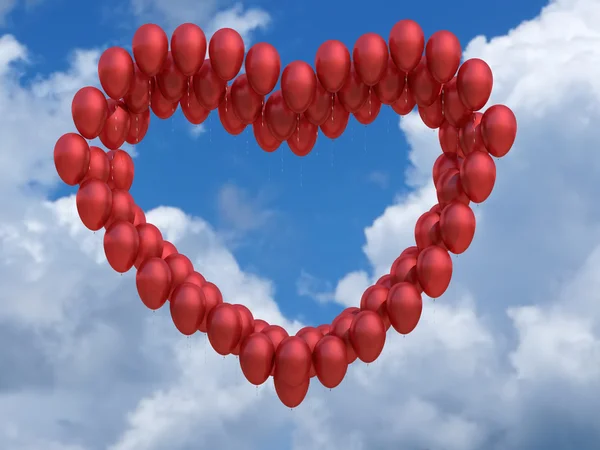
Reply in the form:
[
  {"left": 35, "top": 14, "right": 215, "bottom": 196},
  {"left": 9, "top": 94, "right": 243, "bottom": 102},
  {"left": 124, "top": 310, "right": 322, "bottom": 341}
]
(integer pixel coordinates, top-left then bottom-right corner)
[
  {"left": 441, "top": 87, "right": 445, "bottom": 117},
  {"left": 331, "top": 94, "right": 334, "bottom": 122},
  {"left": 225, "top": 88, "right": 228, "bottom": 113},
  {"left": 404, "top": 74, "right": 408, "bottom": 103},
  {"left": 186, "top": 78, "right": 190, "bottom": 109},
  {"left": 261, "top": 100, "right": 265, "bottom": 127},
  {"left": 135, "top": 115, "right": 139, "bottom": 143},
  {"left": 368, "top": 87, "right": 372, "bottom": 116},
  {"left": 296, "top": 114, "right": 300, "bottom": 143},
  {"left": 148, "top": 78, "right": 152, "bottom": 107}
]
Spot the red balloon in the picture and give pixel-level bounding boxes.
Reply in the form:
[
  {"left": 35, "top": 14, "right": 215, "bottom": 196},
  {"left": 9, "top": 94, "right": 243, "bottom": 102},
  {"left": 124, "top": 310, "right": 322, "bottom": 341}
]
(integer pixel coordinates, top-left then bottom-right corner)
[
  {"left": 460, "top": 150, "right": 496, "bottom": 203},
  {"left": 316, "top": 324, "right": 331, "bottom": 335},
  {"left": 124, "top": 64, "right": 151, "bottom": 114},
  {"left": 126, "top": 109, "right": 150, "bottom": 144},
  {"left": 408, "top": 57, "right": 441, "bottom": 107},
  {"left": 315, "top": 40, "right": 351, "bottom": 93},
  {"left": 320, "top": 94, "right": 349, "bottom": 139},
  {"left": 274, "top": 376, "right": 309, "bottom": 408},
  {"left": 245, "top": 43, "right": 281, "bottom": 96},
  {"left": 443, "top": 78, "right": 471, "bottom": 128},
  {"left": 387, "top": 282, "right": 422, "bottom": 334},
  {"left": 183, "top": 271, "right": 206, "bottom": 288},
  {"left": 460, "top": 113, "right": 485, "bottom": 155},
  {"left": 218, "top": 87, "right": 246, "bottom": 135},
  {"left": 170, "top": 282, "right": 206, "bottom": 335},
  {"left": 133, "top": 205, "right": 146, "bottom": 226},
  {"left": 437, "top": 169, "right": 470, "bottom": 207},
  {"left": 425, "top": 31, "right": 462, "bottom": 83},
  {"left": 209, "top": 28, "right": 244, "bottom": 81},
  {"left": 161, "top": 241, "right": 177, "bottom": 259},
  {"left": 430, "top": 204, "right": 442, "bottom": 214},
  {"left": 76, "top": 180, "right": 112, "bottom": 230},
  {"left": 416, "top": 246, "right": 453, "bottom": 298},
  {"left": 254, "top": 319, "right": 269, "bottom": 333},
  {"left": 349, "top": 311, "right": 386, "bottom": 363},
  {"left": 265, "top": 90, "right": 296, "bottom": 141},
  {"left": 418, "top": 95, "right": 443, "bottom": 129},
  {"left": 376, "top": 274, "right": 392, "bottom": 289},
  {"left": 281, "top": 61, "right": 317, "bottom": 113},
  {"left": 388, "top": 19, "right": 424, "bottom": 72},
  {"left": 132, "top": 24, "right": 168, "bottom": 77},
  {"left": 415, "top": 211, "right": 442, "bottom": 251},
  {"left": 262, "top": 325, "right": 289, "bottom": 352},
  {"left": 107, "top": 149, "right": 134, "bottom": 191},
  {"left": 287, "top": 115, "right": 318, "bottom": 157},
  {"left": 354, "top": 90, "right": 381, "bottom": 125},
  {"left": 338, "top": 63, "right": 369, "bottom": 113},
  {"left": 481, "top": 105, "right": 517, "bottom": 157},
  {"left": 374, "top": 57, "right": 405, "bottom": 105},
  {"left": 353, "top": 33, "right": 389, "bottom": 86},
  {"left": 232, "top": 304, "right": 255, "bottom": 356},
  {"left": 82, "top": 146, "right": 110, "bottom": 184},
  {"left": 156, "top": 52, "right": 186, "bottom": 102},
  {"left": 391, "top": 87, "right": 416, "bottom": 115},
  {"left": 164, "top": 253, "right": 193, "bottom": 296},
  {"left": 72, "top": 87, "right": 108, "bottom": 139},
  {"left": 253, "top": 113, "right": 281, "bottom": 152},
  {"left": 432, "top": 153, "right": 460, "bottom": 185},
  {"left": 439, "top": 121, "right": 460, "bottom": 155},
  {"left": 180, "top": 86, "right": 210, "bottom": 125},
  {"left": 198, "top": 282, "right": 224, "bottom": 332},
  {"left": 105, "top": 189, "right": 135, "bottom": 229},
  {"left": 104, "top": 221, "right": 139, "bottom": 273},
  {"left": 231, "top": 74, "right": 263, "bottom": 124},
  {"left": 390, "top": 254, "right": 421, "bottom": 291},
  {"left": 240, "top": 332, "right": 275, "bottom": 385},
  {"left": 331, "top": 307, "right": 360, "bottom": 331},
  {"left": 193, "top": 59, "right": 226, "bottom": 110},
  {"left": 457, "top": 58, "right": 493, "bottom": 111},
  {"left": 331, "top": 314, "right": 357, "bottom": 364},
  {"left": 313, "top": 335, "right": 348, "bottom": 388},
  {"left": 207, "top": 303, "right": 242, "bottom": 355},
  {"left": 399, "top": 246, "right": 420, "bottom": 259},
  {"left": 440, "top": 201, "right": 476, "bottom": 254},
  {"left": 274, "top": 336, "right": 312, "bottom": 387},
  {"left": 54, "top": 133, "right": 90, "bottom": 186},
  {"left": 360, "top": 285, "right": 391, "bottom": 330},
  {"left": 134, "top": 223, "right": 163, "bottom": 269},
  {"left": 171, "top": 23, "right": 206, "bottom": 76},
  {"left": 305, "top": 81, "right": 331, "bottom": 125},
  {"left": 136, "top": 257, "right": 172, "bottom": 310},
  {"left": 100, "top": 100, "right": 131, "bottom": 150},
  {"left": 98, "top": 47, "right": 134, "bottom": 100},
  {"left": 150, "top": 84, "right": 177, "bottom": 119},
  {"left": 296, "top": 327, "right": 323, "bottom": 377}
]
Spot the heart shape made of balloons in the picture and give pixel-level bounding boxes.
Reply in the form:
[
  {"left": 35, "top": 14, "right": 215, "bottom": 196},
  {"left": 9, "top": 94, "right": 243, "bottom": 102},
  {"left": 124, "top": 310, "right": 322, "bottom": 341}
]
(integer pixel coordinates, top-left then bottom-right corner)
[{"left": 53, "top": 20, "right": 517, "bottom": 408}]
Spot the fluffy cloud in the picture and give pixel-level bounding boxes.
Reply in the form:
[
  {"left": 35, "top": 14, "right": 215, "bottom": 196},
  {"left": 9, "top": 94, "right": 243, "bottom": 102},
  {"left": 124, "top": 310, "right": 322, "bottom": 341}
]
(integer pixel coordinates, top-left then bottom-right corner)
[{"left": 3, "top": 0, "right": 600, "bottom": 449}]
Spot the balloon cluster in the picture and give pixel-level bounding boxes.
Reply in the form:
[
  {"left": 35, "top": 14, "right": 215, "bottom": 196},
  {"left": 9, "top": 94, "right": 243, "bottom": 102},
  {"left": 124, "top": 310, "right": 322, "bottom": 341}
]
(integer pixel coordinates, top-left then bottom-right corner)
[{"left": 53, "top": 20, "right": 517, "bottom": 408}]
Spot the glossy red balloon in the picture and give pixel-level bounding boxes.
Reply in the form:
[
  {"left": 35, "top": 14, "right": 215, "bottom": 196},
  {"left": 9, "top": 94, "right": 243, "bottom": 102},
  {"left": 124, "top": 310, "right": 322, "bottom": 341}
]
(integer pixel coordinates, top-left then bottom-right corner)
[
  {"left": 415, "top": 211, "right": 443, "bottom": 251},
  {"left": 460, "top": 150, "right": 496, "bottom": 203},
  {"left": 331, "top": 307, "right": 360, "bottom": 330},
  {"left": 391, "top": 88, "right": 416, "bottom": 115},
  {"left": 209, "top": 28, "right": 244, "bottom": 81},
  {"left": 170, "top": 282, "right": 206, "bottom": 335},
  {"left": 180, "top": 86, "right": 210, "bottom": 125},
  {"left": 108, "top": 149, "right": 134, "bottom": 191},
  {"left": 254, "top": 319, "right": 269, "bottom": 333},
  {"left": 296, "top": 327, "right": 323, "bottom": 378},
  {"left": 460, "top": 113, "right": 485, "bottom": 155},
  {"left": 136, "top": 257, "right": 172, "bottom": 310},
  {"left": 316, "top": 324, "right": 331, "bottom": 335},
  {"left": 349, "top": 311, "right": 386, "bottom": 363},
  {"left": 274, "top": 336, "right": 312, "bottom": 387},
  {"left": 399, "top": 246, "right": 420, "bottom": 259},
  {"left": 338, "top": 63, "right": 369, "bottom": 113},
  {"left": 232, "top": 304, "right": 255, "bottom": 356},
  {"left": 253, "top": 113, "right": 281, "bottom": 152},
  {"left": 98, "top": 47, "right": 134, "bottom": 100},
  {"left": 104, "top": 221, "right": 139, "bottom": 273},
  {"left": 193, "top": 59, "right": 226, "bottom": 110},
  {"left": 320, "top": 94, "right": 349, "bottom": 139},
  {"left": 245, "top": 42, "right": 281, "bottom": 95},
  {"left": 133, "top": 205, "right": 146, "bottom": 226},
  {"left": 388, "top": 19, "right": 424, "bottom": 72},
  {"left": 231, "top": 74, "right": 263, "bottom": 124},
  {"left": 387, "top": 282, "right": 423, "bottom": 334},
  {"left": 54, "top": 133, "right": 90, "bottom": 186},
  {"left": 171, "top": 23, "right": 206, "bottom": 76},
  {"left": 164, "top": 253, "right": 193, "bottom": 297},
  {"left": 331, "top": 314, "right": 357, "bottom": 364},
  {"left": 437, "top": 168, "right": 470, "bottom": 206},
  {"left": 443, "top": 78, "right": 472, "bottom": 128},
  {"left": 353, "top": 90, "right": 381, "bottom": 125},
  {"left": 124, "top": 65, "right": 151, "bottom": 114},
  {"left": 313, "top": 335, "right": 348, "bottom": 388},
  {"left": 287, "top": 115, "right": 318, "bottom": 157},
  {"left": 408, "top": 57, "right": 441, "bottom": 107},
  {"left": 432, "top": 153, "right": 460, "bottom": 185},
  {"left": 265, "top": 90, "right": 296, "bottom": 141},
  {"left": 198, "top": 282, "right": 224, "bottom": 332},
  {"left": 481, "top": 105, "right": 517, "bottom": 157},
  {"left": 183, "top": 271, "right": 206, "bottom": 288},
  {"left": 126, "top": 109, "right": 150, "bottom": 144},
  {"left": 315, "top": 40, "right": 351, "bottom": 93},
  {"left": 262, "top": 325, "right": 289, "bottom": 352},
  {"left": 416, "top": 246, "right": 453, "bottom": 298},
  {"left": 105, "top": 189, "right": 135, "bottom": 229},
  {"left": 425, "top": 31, "right": 462, "bottom": 83},
  {"left": 218, "top": 87, "right": 246, "bottom": 135},
  {"left": 132, "top": 24, "right": 168, "bottom": 77},
  {"left": 274, "top": 376, "right": 309, "bottom": 408},
  {"left": 161, "top": 241, "right": 177, "bottom": 259},
  {"left": 207, "top": 303, "right": 242, "bottom": 355},
  {"left": 440, "top": 201, "right": 476, "bottom": 254},
  {"left": 439, "top": 121, "right": 460, "bottom": 155},
  {"left": 457, "top": 58, "right": 493, "bottom": 111},
  {"left": 76, "top": 180, "right": 112, "bottom": 231},
  {"left": 150, "top": 85, "right": 177, "bottom": 119},
  {"left": 418, "top": 95, "right": 443, "bottom": 129},
  {"left": 360, "top": 285, "right": 391, "bottom": 329},
  {"left": 374, "top": 57, "right": 405, "bottom": 105},
  {"left": 134, "top": 223, "right": 163, "bottom": 269},
  {"left": 305, "top": 81, "right": 331, "bottom": 125},
  {"left": 390, "top": 254, "right": 421, "bottom": 290},
  {"left": 376, "top": 274, "right": 393, "bottom": 289},
  {"left": 82, "top": 146, "right": 110, "bottom": 184},
  {"left": 353, "top": 33, "right": 389, "bottom": 86},
  {"left": 281, "top": 61, "right": 317, "bottom": 114},
  {"left": 72, "top": 87, "right": 108, "bottom": 139},
  {"left": 156, "top": 52, "right": 186, "bottom": 102},
  {"left": 240, "top": 332, "right": 275, "bottom": 385},
  {"left": 100, "top": 100, "right": 131, "bottom": 150}
]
